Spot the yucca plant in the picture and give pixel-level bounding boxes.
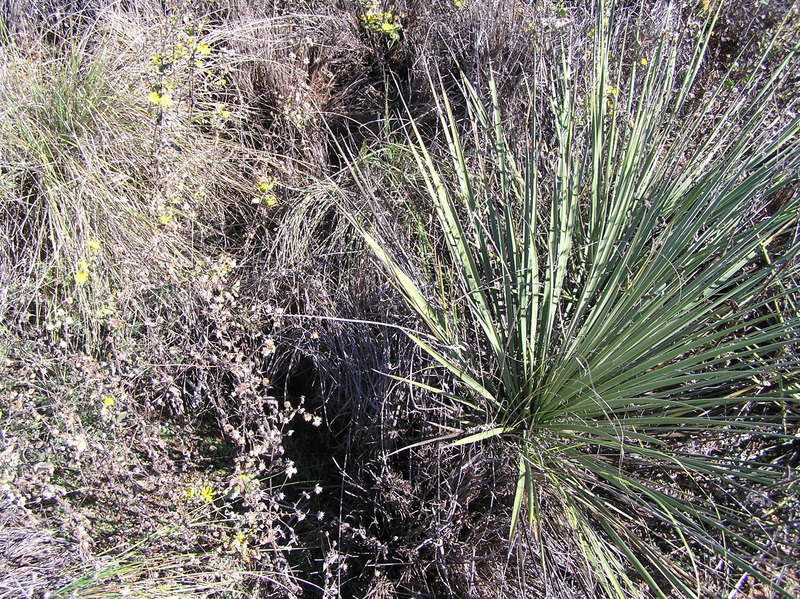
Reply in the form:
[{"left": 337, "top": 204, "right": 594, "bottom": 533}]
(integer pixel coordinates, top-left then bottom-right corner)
[{"left": 355, "top": 1, "right": 800, "bottom": 596}]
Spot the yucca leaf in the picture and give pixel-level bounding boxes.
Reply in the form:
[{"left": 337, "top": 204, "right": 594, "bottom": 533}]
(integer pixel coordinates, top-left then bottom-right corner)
[{"left": 451, "top": 426, "right": 506, "bottom": 446}]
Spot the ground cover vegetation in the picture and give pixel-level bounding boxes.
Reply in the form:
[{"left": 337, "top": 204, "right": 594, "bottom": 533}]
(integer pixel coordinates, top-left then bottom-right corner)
[{"left": 0, "top": 0, "right": 798, "bottom": 597}]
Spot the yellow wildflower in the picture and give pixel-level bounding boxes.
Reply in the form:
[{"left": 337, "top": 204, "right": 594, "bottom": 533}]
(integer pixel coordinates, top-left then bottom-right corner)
[
  {"left": 381, "top": 20, "right": 401, "bottom": 38},
  {"left": 257, "top": 176, "right": 275, "bottom": 193},
  {"left": 215, "top": 103, "right": 231, "bottom": 119},
  {"left": 158, "top": 93, "right": 175, "bottom": 108},
  {"left": 74, "top": 261, "right": 89, "bottom": 285},
  {"left": 148, "top": 91, "right": 175, "bottom": 108},
  {"left": 196, "top": 42, "right": 212, "bottom": 56},
  {"left": 639, "top": 57, "right": 648, "bottom": 66},
  {"left": 87, "top": 239, "right": 101, "bottom": 251},
  {"left": 159, "top": 213, "right": 173, "bottom": 225},
  {"left": 199, "top": 485, "right": 214, "bottom": 503},
  {"left": 255, "top": 176, "right": 278, "bottom": 206},
  {"left": 102, "top": 396, "right": 115, "bottom": 406}
]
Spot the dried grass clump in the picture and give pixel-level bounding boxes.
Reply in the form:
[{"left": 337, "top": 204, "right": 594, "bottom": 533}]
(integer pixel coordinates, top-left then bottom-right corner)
[
  {"left": 0, "top": 2, "right": 311, "bottom": 596},
  {"left": 0, "top": 497, "right": 80, "bottom": 599},
  {"left": 0, "top": 334, "right": 306, "bottom": 598},
  {"left": 0, "top": 7, "right": 260, "bottom": 351}
]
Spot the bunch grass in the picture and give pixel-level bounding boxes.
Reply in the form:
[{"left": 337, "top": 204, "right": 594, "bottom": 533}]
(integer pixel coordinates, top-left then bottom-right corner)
[
  {"left": 356, "top": 1, "right": 800, "bottom": 595},
  {"left": 0, "top": 6, "right": 263, "bottom": 353}
]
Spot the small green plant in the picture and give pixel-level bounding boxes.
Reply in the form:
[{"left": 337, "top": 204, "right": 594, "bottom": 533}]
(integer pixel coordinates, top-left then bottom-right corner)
[
  {"left": 146, "top": 17, "right": 217, "bottom": 119},
  {"left": 253, "top": 175, "right": 279, "bottom": 206},
  {"left": 358, "top": 1, "right": 403, "bottom": 46},
  {"left": 355, "top": 1, "right": 800, "bottom": 596}
]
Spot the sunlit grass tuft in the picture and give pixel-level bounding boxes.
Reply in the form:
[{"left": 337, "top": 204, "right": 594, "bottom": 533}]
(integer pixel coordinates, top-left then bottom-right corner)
[{"left": 0, "top": 8, "right": 261, "bottom": 353}]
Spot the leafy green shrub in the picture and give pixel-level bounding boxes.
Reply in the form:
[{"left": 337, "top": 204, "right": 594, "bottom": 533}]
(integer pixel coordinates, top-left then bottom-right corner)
[{"left": 356, "top": 1, "right": 800, "bottom": 596}]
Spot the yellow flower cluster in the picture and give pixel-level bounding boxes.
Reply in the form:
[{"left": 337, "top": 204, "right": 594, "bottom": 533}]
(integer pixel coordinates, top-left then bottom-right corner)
[
  {"left": 214, "top": 103, "right": 231, "bottom": 120},
  {"left": 148, "top": 91, "right": 175, "bottom": 108},
  {"left": 359, "top": 2, "right": 403, "bottom": 43},
  {"left": 254, "top": 175, "right": 278, "bottom": 206},
  {"left": 147, "top": 35, "right": 215, "bottom": 110},
  {"left": 199, "top": 485, "right": 214, "bottom": 503},
  {"left": 184, "top": 482, "right": 215, "bottom": 503},
  {"left": 74, "top": 261, "right": 89, "bottom": 285},
  {"left": 73, "top": 239, "right": 104, "bottom": 285}
]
